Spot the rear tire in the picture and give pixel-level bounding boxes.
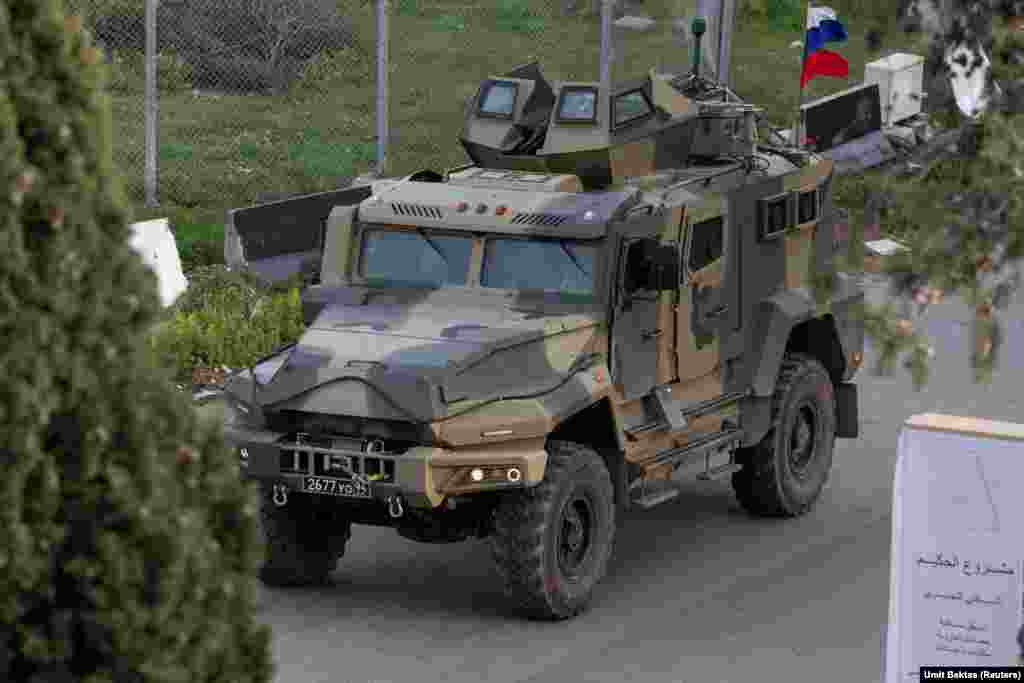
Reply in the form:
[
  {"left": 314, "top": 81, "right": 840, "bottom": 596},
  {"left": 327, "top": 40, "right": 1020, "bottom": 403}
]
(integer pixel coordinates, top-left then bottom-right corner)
[
  {"left": 489, "top": 441, "right": 616, "bottom": 620},
  {"left": 731, "top": 353, "right": 836, "bottom": 517},
  {"left": 257, "top": 483, "right": 351, "bottom": 587}
]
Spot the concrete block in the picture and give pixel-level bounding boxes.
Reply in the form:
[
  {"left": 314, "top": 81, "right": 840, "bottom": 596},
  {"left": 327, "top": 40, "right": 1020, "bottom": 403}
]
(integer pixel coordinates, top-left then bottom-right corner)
[{"left": 128, "top": 218, "right": 188, "bottom": 308}]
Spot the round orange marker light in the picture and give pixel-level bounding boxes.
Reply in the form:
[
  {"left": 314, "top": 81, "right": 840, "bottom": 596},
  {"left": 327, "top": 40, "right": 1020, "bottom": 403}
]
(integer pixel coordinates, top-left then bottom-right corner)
[
  {"left": 456, "top": 201, "right": 469, "bottom": 212},
  {"left": 495, "top": 205, "right": 508, "bottom": 216}
]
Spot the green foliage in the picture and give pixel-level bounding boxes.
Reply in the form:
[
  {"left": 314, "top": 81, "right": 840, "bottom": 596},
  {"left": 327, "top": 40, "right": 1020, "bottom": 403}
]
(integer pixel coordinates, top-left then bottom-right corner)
[
  {"left": 0, "top": 0, "right": 273, "bottom": 680},
  {"left": 287, "top": 131, "right": 375, "bottom": 181},
  {"left": 843, "top": 10, "right": 1024, "bottom": 391},
  {"left": 393, "top": 0, "right": 421, "bottom": 17},
  {"left": 492, "top": 0, "right": 546, "bottom": 34},
  {"left": 150, "top": 287, "right": 305, "bottom": 382},
  {"left": 151, "top": 267, "right": 305, "bottom": 381},
  {"left": 103, "top": 50, "right": 143, "bottom": 94},
  {"left": 738, "top": 0, "right": 891, "bottom": 27},
  {"left": 741, "top": 0, "right": 802, "bottom": 32},
  {"left": 176, "top": 235, "right": 223, "bottom": 271},
  {"left": 435, "top": 13, "right": 467, "bottom": 33},
  {"left": 105, "top": 50, "right": 192, "bottom": 95},
  {"left": 294, "top": 46, "right": 371, "bottom": 92}
]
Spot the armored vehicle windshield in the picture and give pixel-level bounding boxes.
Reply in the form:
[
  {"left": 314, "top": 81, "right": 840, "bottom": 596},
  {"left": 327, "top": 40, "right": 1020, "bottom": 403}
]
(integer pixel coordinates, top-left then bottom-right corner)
[{"left": 358, "top": 226, "right": 599, "bottom": 297}]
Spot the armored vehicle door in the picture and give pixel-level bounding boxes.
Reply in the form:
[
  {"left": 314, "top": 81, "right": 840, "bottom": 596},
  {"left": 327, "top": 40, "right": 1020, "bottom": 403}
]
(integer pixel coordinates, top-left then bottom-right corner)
[
  {"left": 611, "top": 211, "right": 679, "bottom": 401},
  {"left": 676, "top": 207, "right": 727, "bottom": 385}
]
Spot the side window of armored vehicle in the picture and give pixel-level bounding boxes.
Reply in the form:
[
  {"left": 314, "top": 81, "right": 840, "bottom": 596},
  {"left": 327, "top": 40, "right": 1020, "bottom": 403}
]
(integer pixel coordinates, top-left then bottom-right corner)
[
  {"left": 613, "top": 90, "right": 652, "bottom": 127},
  {"left": 478, "top": 80, "right": 518, "bottom": 119},
  {"left": 481, "top": 238, "right": 598, "bottom": 295},
  {"left": 758, "top": 194, "right": 791, "bottom": 240},
  {"left": 798, "top": 188, "right": 818, "bottom": 224},
  {"left": 556, "top": 86, "right": 598, "bottom": 123},
  {"left": 687, "top": 217, "right": 724, "bottom": 273},
  {"left": 359, "top": 229, "right": 473, "bottom": 287}
]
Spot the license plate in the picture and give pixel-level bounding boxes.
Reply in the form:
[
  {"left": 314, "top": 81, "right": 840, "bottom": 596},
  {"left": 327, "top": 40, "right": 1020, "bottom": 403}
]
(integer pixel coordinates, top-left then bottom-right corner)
[{"left": 304, "top": 476, "right": 371, "bottom": 499}]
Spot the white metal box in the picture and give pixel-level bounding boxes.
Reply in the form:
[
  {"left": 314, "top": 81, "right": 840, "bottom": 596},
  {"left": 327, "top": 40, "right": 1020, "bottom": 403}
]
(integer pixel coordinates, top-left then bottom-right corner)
[{"left": 863, "top": 53, "right": 925, "bottom": 126}]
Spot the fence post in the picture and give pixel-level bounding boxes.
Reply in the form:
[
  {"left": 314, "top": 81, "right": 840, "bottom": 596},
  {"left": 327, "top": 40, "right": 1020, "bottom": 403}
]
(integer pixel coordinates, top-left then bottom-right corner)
[
  {"left": 717, "top": 0, "right": 736, "bottom": 89},
  {"left": 376, "top": 0, "right": 389, "bottom": 178},
  {"left": 600, "top": 0, "right": 611, "bottom": 99},
  {"left": 144, "top": 0, "right": 158, "bottom": 207}
]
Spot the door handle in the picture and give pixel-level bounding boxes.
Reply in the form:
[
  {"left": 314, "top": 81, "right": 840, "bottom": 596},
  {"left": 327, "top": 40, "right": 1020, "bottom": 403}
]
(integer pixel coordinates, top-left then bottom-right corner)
[
  {"left": 642, "top": 328, "right": 663, "bottom": 340},
  {"left": 705, "top": 305, "right": 728, "bottom": 319}
]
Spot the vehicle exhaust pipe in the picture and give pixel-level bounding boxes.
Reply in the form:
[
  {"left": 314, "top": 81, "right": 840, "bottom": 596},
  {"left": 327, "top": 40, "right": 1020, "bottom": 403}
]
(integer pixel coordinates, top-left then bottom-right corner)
[{"left": 387, "top": 495, "right": 404, "bottom": 519}]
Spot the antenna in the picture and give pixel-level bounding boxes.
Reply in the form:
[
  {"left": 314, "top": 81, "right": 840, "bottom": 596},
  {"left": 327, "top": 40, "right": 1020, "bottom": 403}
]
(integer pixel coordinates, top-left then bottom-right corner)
[{"left": 691, "top": 17, "right": 707, "bottom": 79}]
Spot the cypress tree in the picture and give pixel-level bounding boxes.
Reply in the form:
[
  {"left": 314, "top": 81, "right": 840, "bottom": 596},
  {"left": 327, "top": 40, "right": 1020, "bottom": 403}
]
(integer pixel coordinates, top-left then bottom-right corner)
[{"left": 0, "top": 1, "right": 274, "bottom": 680}]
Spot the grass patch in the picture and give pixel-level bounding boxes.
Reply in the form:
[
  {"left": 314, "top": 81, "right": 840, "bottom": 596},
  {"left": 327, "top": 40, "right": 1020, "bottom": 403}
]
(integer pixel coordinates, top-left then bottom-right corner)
[
  {"left": 287, "top": 133, "right": 376, "bottom": 180},
  {"left": 435, "top": 14, "right": 466, "bottom": 32},
  {"left": 394, "top": 0, "right": 421, "bottom": 17},
  {"left": 160, "top": 142, "right": 195, "bottom": 162},
  {"left": 493, "top": 0, "right": 546, "bottom": 34}
]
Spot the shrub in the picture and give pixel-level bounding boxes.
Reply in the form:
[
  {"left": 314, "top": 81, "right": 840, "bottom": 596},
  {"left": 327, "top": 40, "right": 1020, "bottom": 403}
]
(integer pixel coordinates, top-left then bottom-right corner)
[
  {"left": 150, "top": 270, "right": 306, "bottom": 381},
  {"left": 0, "top": 1, "right": 274, "bottom": 680}
]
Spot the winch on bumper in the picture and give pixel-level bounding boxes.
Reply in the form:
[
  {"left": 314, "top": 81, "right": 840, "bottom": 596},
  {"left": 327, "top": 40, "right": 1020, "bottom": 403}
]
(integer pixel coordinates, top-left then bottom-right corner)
[{"left": 225, "top": 423, "right": 548, "bottom": 511}]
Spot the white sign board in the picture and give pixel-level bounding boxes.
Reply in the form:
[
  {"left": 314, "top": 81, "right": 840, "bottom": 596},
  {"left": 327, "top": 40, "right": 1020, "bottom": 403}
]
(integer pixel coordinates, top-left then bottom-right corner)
[
  {"left": 128, "top": 218, "right": 188, "bottom": 308},
  {"left": 885, "top": 414, "right": 1024, "bottom": 681}
]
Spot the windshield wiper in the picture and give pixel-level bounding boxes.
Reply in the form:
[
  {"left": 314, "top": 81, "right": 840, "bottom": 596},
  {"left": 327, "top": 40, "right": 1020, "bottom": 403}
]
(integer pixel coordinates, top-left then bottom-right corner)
[
  {"left": 559, "top": 240, "right": 589, "bottom": 278},
  {"left": 416, "top": 228, "right": 448, "bottom": 265}
]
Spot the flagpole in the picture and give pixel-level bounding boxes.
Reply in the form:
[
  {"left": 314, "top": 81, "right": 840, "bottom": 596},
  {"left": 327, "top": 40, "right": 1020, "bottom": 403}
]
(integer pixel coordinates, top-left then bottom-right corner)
[{"left": 792, "top": 1, "right": 811, "bottom": 150}]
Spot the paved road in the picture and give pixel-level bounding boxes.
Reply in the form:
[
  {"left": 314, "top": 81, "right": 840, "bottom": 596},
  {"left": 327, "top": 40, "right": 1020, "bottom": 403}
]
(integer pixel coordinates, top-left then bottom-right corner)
[{"left": 254, "top": 275, "right": 1024, "bottom": 683}]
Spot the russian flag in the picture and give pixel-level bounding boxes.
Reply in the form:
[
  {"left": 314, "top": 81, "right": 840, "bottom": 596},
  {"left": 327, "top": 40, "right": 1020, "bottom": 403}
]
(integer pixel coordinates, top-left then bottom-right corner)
[{"left": 801, "top": 7, "right": 848, "bottom": 88}]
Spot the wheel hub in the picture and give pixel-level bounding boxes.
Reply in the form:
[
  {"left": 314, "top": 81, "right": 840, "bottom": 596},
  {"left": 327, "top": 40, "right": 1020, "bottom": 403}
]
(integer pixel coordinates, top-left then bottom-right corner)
[
  {"left": 788, "top": 404, "right": 817, "bottom": 477},
  {"left": 558, "top": 496, "right": 593, "bottom": 578}
]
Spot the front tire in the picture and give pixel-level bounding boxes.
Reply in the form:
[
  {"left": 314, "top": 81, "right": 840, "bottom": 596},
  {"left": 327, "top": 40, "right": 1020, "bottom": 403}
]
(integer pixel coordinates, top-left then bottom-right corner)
[
  {"left": 489, "top": 441, "right": 616, "bottom": 620},
  {"left": 257, "top": 483, "right": 351, "bottom": 587},
  {"left": 731, "top": 353, "right": 837, "bottom": 517}
]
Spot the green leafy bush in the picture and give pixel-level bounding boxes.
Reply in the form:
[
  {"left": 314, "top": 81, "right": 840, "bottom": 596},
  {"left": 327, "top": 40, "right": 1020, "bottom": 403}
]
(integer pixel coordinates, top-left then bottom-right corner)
[
  {"left": 150, "top": 267, "right": 306, "bottom": 381},
  {"left": 0, "top": 1, "right": 273, "bottom": 680}
]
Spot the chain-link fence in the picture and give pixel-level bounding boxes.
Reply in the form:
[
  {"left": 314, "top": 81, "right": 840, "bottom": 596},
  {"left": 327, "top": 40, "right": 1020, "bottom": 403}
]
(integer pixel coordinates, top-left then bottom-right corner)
[{"left": 64, "top": 0, "right": 732, "bottom": 211}]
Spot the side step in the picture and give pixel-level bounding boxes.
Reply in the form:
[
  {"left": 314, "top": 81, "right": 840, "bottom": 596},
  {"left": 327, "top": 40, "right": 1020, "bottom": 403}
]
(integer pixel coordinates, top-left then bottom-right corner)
[
  {"left": 625, "top": 391, "right": 747, "bottom": 438},
  {"left": 631, "top": 480, "right": 681, "bottom": 509},
  {"left": 629, "top": 427, "right": 745, "bottom": 509},
  {"left": 643, "top": 428, "right": 743, "bottom": 470}
]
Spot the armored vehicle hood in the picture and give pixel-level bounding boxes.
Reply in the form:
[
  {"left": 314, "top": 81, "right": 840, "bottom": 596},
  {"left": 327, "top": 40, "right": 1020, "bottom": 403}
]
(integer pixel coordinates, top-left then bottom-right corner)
[{"left": 236, "top": 300, "right": 605, "bottom": 423}]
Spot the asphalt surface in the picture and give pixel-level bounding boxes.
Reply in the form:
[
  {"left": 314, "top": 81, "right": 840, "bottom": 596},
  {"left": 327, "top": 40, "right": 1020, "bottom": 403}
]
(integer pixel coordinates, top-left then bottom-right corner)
[{"left": 253, "top": 274, "right": 1024, "bottom": 683}]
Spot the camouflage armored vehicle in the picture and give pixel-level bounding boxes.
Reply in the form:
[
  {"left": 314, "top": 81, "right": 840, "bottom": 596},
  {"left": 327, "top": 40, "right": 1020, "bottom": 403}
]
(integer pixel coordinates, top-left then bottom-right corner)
[{"left": 218, "top": 40, "right": 864, "bottom": 619}]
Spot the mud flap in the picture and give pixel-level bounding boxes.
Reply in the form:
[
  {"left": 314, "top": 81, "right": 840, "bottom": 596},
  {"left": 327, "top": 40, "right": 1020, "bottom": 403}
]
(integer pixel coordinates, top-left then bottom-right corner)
[
  {"left": 224, "top": 185, "right": 373, "bottom": 284},
  {"left": 834, "top": 382, "right": 858, "bottom": 438}
]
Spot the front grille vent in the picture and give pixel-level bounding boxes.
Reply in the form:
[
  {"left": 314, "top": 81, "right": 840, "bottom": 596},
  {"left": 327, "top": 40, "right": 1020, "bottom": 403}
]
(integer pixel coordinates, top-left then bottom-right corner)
[
  {"left": 510, "top": 212, "right": 568, "bottom": 226},
  {"left": 392, "top": 202, "right": 443, "bottom": 219}
]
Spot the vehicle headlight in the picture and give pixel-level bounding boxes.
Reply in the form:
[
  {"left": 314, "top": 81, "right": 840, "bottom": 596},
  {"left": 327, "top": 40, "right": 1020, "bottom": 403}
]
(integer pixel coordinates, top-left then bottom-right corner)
[{"left": 253, "top": 350, "right": 290, "bottom": 386}]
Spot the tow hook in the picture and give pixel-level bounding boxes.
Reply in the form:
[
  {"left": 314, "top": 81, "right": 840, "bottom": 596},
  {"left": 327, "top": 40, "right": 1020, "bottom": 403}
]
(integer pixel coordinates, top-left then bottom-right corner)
[
  {"left": 272, "top": 484, "right": 289, "bottom": 507},
  {"left": 387, "top": 495, "right": 404, "bottom": 519}
]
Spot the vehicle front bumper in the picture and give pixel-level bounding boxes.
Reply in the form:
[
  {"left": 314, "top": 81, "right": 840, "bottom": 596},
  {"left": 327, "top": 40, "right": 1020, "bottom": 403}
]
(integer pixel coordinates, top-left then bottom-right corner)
[{"left": 224, "top": 423, "right": 548, "bottom": 509}]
